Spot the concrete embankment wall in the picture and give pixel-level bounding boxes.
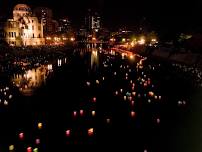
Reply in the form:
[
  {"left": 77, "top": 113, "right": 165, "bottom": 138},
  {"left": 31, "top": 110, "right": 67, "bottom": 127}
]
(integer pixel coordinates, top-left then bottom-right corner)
[{"left": 134, "top": 47, "right": 202, "bottom": 70}]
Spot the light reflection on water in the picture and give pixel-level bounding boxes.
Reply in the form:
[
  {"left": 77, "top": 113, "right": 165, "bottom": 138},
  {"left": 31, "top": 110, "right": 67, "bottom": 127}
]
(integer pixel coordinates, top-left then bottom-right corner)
[{"left": 12, "top": 58, "right": 67, "bottom": 96}]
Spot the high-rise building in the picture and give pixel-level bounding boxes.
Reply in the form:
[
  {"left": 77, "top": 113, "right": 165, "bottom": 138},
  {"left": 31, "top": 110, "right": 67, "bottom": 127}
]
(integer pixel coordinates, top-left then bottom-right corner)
[
  {"left": 0, "top": 4, "right": 45, "bottom": 46},
  {"left": 85, "top": 9, "right": 101, "bottom": 33},
  {"left": 33, "top": 7, "right": 54, "bottom": 34},
  {"left": 58, "top": 17, "right": 71, "bottom": 33}
]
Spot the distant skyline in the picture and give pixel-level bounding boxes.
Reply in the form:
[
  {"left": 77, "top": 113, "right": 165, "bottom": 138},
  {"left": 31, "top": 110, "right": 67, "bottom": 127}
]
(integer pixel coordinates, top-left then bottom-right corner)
[{"left": 1, "top": 0, "right": 202, "bottom": 34}]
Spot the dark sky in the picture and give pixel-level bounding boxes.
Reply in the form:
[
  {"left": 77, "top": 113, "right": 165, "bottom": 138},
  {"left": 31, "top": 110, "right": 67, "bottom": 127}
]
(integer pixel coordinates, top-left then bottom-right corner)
[{"left": 1, "top": 0, "right": 202, "bottom": 33}]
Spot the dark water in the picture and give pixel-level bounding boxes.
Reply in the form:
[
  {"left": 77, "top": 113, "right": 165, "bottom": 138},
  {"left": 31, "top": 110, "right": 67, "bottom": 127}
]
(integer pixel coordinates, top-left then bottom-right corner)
[{"left": 0, "top": 49, "right": 201, "bottom": 152}]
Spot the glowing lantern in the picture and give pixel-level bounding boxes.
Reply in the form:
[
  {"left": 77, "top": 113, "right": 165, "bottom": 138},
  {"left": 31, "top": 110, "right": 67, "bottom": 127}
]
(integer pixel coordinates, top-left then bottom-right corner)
[
  {"left": 148, "top": 91, "right": 154, "bottom": 97},
  {"left": 114, "top": 72, "right": 117, "bottom": 76},
  {"left": 115, "top": 91, "right": 118, "bottom": 95},
  {"left": 148, "top": 99, "right": 151, "bottom": 103},
  {"left": 132, "top": 92, "right": 136, "bottom": 96},
  {"left": 9, "top": 145, "right": 14, "bottom": 151},
  {"left": 183, "top": 100, "right": 186, "bottom": 105},
  {"left": 4, "top": 100, "right": 8, "bottom": 106},
  {"left": 178, "top": 101, "right": 182, "bottom": 105},
  {"left": 4, "top": 92, "right": 6, "bottom": 96},
  {"left": 144, "top": 83, "right": 147, "bottom": 87},
  {"left": 19, "top": 132, "right": 24, "bottom": 140},
  {"left": 27, "top": 147, "right": 32, "bottom": 152},
  {"left": 33, "top": 148, "right": 38, "bottom": 152},
  {"left": 124, "top": 96, "right": 127, "bottom": 101},
  {"left": 125, "top": 76, "right": 128, "bottom": 80},
  {"left": 131, "top": 111, "right": 136, "bottom": 118},
  {"left": 156, "top": 118, "right": 160, "bottom": 124},
  {"left": 126, "top": 73, "right": 128, "bottom": 76},
  {"left": 106, "top": 118, "right": 110, "bottom": 124},
  {"left": 92, "top": 110, "right": 96, "bottom": 116},
  {"left": 96, "top": 80, "right": 99, "bottom": 84},
  {"left": 154, "top": 96, "right": 158, "bottom": 100},
  {"left": 73, "top": 111, "right": 77, "bottom": 117},
  {"left": 120, "top": 89, "right": 123, "bottom": 93},
  {"left": 92, "top": 97, "right": 96, "bottom": 102},
  {"left": 144, "top": 149, "right": 148, "bottom": 152},
  {"left": 38, "top": 122, "right": 43, "bottom": 130},
  {"left": 88, "top": 128, "right": 94, "bottom": 136},
  {"left": 131, "top": 86, "right": 135, "bottom": 90},
  {"left": 128, "top": 96, "right": 132, "bottom": 101},
  {"left": 86, "top": 81, "right": 91, "bottom": 86},
  {"left": 35, "top": 138, "right": 40, "bottom": 144},
  {"left": 131, "top": 100, "right": 135, "bottom": 106},
  {"left": 138, "top": 94, "right": 141, "bottom": 98},
  {"left": 80, "top": 109, "right": 84, "bottom": 116},
  {"left": 130, "top": 80, "right": 133, "bottom": 84},
  {"left": 66, "top": 129, "right": 71, "bottom": 137},
  {"left": 102, "top": 77, "right": 105, "bottom": 80},
  {"left": 9, "top": 95, "right": 12, "bottom": 99},
  {"left": 159, "top": 96, "right": 162, "bottom": 100}
]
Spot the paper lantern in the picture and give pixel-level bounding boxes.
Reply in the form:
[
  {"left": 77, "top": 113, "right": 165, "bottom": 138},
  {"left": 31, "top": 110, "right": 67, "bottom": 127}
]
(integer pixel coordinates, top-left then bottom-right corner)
[
  {"left": 106, "top": 118, "right": 110, "bottom": 124},
  {"left": 88, "top": 128, "right": 94, "bottom": 136},
  {"left": 27, "top": 147, "right": 32, "bottom": 152},
  {"left": 156, "top": 118, "right": 160, "bottom": 124},
  {"left": 35, "top": 138, "right": 40, "bottom": 144},
  {"left": 80, "top": 109, "right": 84, "bottom": 116},
  {"left": 73, "top": 111, "right": 77, "bottom": 117},
  {"left": 123, "top": 96, "right": 127, "bottom": 101},
  {"left": 96, "top": 80, "right": 99, "bottom": 84},
  {"left": 66, "top": 129, "right": 71, "bottom": 137},
  {"left": 131, "top": 111, "right": 136, "bottom": 118},
  {"left": 38, "top": 122, "right": 43, "bottom": 130},
  {"left": 33, "top": 148, "right": 38, "bottom": 152},
  {"left": 92, "top": 97, "right": 96, "bottom": 102},
  {"left": 9, "top": 145, "right": 14, "bottom": 151},
  {"left": 131, "top": 100, "right": 135, "bottom": 106},
  {"left": 92, "top": 111, "right": 95, "bottom": 116},
  {"left": 115, "top": 91, "right": 118, "bottom": 95},
  {"left": 19, "top": 132, "right": 24, "bottom": 140}
]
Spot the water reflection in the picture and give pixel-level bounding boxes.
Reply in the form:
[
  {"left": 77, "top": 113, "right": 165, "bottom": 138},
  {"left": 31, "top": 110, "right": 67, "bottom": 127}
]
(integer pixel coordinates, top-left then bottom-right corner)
[
  {"left": 12, "top": 65, "right": 51, "bottom": 95},
  {"left": 12, "top": 58, "right": 67, "bottom": 96},
  {"left": 91, "top": 49, "right": 99, "bottom": 70}
]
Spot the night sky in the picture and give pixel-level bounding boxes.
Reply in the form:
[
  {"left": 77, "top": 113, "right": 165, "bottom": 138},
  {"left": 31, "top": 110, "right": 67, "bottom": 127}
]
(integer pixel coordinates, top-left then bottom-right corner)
[{"left": 1, "top": 0, "right": 202, "bottom": 33}]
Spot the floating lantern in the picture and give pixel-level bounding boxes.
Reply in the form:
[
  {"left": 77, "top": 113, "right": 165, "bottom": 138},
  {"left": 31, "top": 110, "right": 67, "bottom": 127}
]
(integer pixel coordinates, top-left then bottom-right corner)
[
  {"left": 132, "top": 86, "right": 135, "bottom": 90},
  {"left": 88, "top": 128, "right": 94, "bottom": 136},
  {"left": 125, "top": 76, "right": 128, "bottom": 80},
  {"left": 138, "top": 94, "right": 141, "bottom": 98},
  {"left": 130, "top": 80, "right": 133, "bottom": 84},
  {"left": 129, "top": 69, "right": 131, "bottom": 72},
  {"left": 9, "top": 95, "right": 12, "bottom": 99},
  {"left": 19, "top": 132, "right": 24, "bottom": 140},
  {"left": 131, "top": 111, "right": 136, "bottom": 118},
  {"left": 114, "top": 72, "right": 117, "bottom": 76},
  {"left": 9, "top": 145, "right": 14, "bottom": 151},
  {"left": 96, "top": 80, "right": 99, "bottom": 84},
  {"left": 4, "top": 100, "right": 8, "bottom": 106},
  {"left": 158, "top": 96, "right": 162, "bottom": 100},
  {"left": 120, "top": 89, "right": 123, "bottom": 93},
  {"left": 144, "top": 149, "right": 148, "bottom": 152},
  {"left": 38, "top": 122, "right": 43, "bottom": 130},
  {"left": 124, "top": 96, "right": 127, "bottom": 101},
  {"left": 73, "top": 111, "right": 77, "bottom": 117},
  {"left": 148, "top": 99, "right": 151, "bottom": 103},
  {"left": 92, "top": 97, "right": 96, "bottom": 102},
  {"left": 86, "top": 81, "right": 91, "bottom": 86},
  {"left": 92, "top": 111, "right": 96, "bottom": 116},
  {"left": 154, "top": 96, "right": 158, "bottom": 100},
  {"left": 66, "top": 129, "right": 71, "bottom": 137},
  {"left": 115, "top": 91, "right": 118, "bottom": 95},
  {"left": 126, "top": 73, "right": 128, "bottom": 76},
  {"left": 35, "top": 138, "right": 40, "bottom": 144},
  {"left": 131, "top": 100, "right": 135, "bottom": 106},
  {"left": 148, "top": 91, "right": 154, "bottom": 97},
  {"left": 144, "top": 83, "right": 147, "bottom": 87},
  {"left": 128, "top": 96, "right": 132, "bottom": 101},
  {"left": 183, "top": 100, "right": 186, "bottom": 105},
  {"left": 4, "top": 92, "right": 6, "bottom": 96},
  {"left": 80, "top": 109, "right": 84, "bottom": 116},
  {"left": 156, "top": 118, "right": 160, "bottom": 124},
  {"left": 132, "top": 92, "right": 136, "bottom": 96},
  {"left": 106, "top": 118, "right": 110, "bottom": 124},
  {"left": 102, "top": 77, "right": 105, "bottom": 80},
  {"left": 178, "top": 101, "right": 182, "bottom": 105},
  {"left": 33, "top": 148, "right": 38, "bottom": 152},
  {"left": 27, "top": 147, "right": 32, "bottom": 152}
]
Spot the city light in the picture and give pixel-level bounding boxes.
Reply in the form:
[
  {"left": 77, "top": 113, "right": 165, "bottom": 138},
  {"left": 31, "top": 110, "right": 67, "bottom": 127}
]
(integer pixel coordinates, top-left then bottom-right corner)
[{"left": 70, "top": 37, "right": 75, "bottom": 41}]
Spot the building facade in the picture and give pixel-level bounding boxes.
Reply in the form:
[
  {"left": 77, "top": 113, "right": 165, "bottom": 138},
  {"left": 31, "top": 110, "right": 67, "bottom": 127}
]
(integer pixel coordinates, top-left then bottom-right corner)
[{"left": 0, "top": 4, "right": 45, "bottom": 46}]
